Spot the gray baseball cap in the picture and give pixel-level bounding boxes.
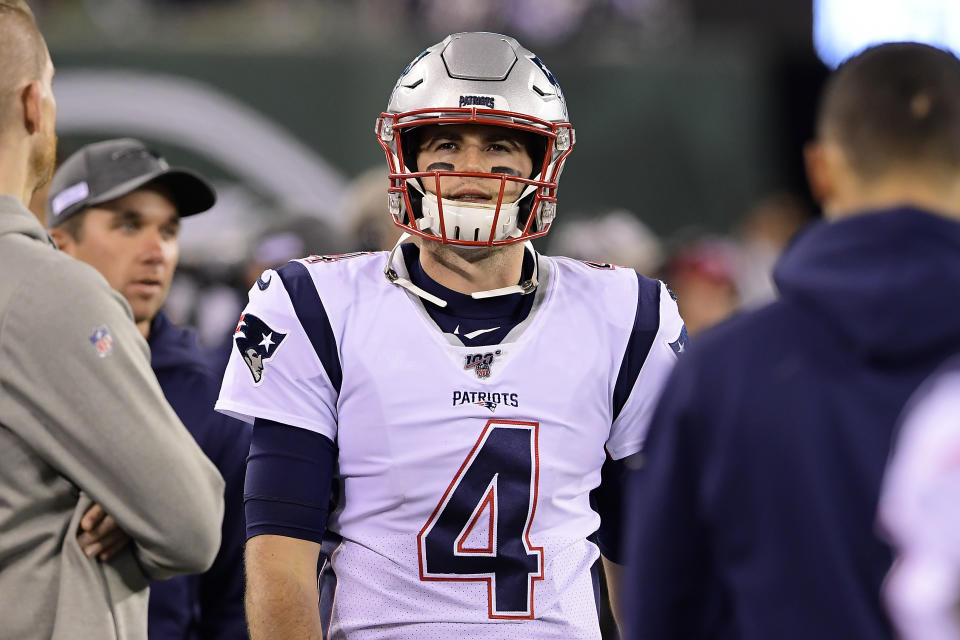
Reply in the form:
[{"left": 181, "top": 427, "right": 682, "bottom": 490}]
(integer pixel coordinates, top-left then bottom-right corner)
[{"left": 47, "top": 138, "right": 216, "bottom": 227}]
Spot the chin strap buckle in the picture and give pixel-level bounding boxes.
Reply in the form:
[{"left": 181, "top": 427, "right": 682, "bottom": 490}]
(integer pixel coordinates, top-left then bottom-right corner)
[{"left": 383, "top": 233, "right": 448, "bottom": 308}]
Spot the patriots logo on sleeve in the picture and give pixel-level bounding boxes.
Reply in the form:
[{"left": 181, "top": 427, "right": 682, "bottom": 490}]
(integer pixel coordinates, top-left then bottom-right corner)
[
  {"left": 669, "top": 325, "right": 690, "bottom": 357},
  {"left": 234, "top": 313, "right": 287, "bottom": 385}
]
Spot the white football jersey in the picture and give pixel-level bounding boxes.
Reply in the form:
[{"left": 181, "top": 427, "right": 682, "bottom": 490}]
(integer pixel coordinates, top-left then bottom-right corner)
[{"left": 217, "top": 248, "right": 684, "bottom": 639}]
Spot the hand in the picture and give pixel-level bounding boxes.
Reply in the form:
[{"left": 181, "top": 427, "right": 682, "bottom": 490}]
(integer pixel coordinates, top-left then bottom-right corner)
[{"left": 77, "top": 503, "right": 131, "bottom": 561}]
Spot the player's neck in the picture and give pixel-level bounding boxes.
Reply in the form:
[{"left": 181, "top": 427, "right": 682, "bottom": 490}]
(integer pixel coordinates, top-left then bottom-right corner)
[
  {"left": 0, "top": 139, "right": 35, "bottom": 206},
  {"left": 137, "top": 318, "right": 151, "bottom": 340},
  {"left": 824, "top": 172, "right": 960, "bottom": 222},
  {"left": 417, "top": 240, "right": 525, "bottom": 296}
]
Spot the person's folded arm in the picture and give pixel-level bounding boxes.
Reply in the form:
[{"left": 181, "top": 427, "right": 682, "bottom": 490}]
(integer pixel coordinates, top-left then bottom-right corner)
[{"left": 0, "top": 262, "right": 224, "bottom": 579}]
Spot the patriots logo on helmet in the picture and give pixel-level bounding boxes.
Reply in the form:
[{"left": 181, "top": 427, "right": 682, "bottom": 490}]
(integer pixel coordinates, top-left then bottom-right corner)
[
  {"left": 234, "top": 313, "right": 288, "bottom": 385},
  {"left": 530, "top": 54, "right": 566, "bottom": 106}
]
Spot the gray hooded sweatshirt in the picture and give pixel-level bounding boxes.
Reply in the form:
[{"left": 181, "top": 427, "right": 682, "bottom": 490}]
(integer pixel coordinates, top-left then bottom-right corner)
[{"left": 0, "top": 195, "right": 225, "bottom": 639}]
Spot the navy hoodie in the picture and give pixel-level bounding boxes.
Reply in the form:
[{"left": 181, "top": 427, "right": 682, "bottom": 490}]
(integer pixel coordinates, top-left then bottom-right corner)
[
  {"left": 622, "top": 208, "right": 960, "bottom": 640},
  {"left": 147, "top": 311, "right": 251, "bottom": 640}
]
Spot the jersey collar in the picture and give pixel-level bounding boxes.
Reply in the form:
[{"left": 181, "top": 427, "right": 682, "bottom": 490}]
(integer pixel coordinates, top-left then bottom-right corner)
[{"left": 383, "top": 233, "right": 538, "bottom": 309}]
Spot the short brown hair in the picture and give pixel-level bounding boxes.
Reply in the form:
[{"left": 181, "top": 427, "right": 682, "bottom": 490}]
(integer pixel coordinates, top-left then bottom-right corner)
[
  {"left": 54, "top": 208, "right": 88, "bottom": 241},
  {"left": 0, "top": 2, "right": 44, "bottom": 75},
  {"left": 0, "top": 1, "right": 46, "bottom": 122},
  {"left": 817, "top": 42, "right": 960, "bottom": 179}
]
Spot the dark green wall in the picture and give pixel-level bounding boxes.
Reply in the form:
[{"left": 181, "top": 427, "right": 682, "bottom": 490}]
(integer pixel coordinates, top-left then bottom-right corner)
[{"left": 52, "top": 44, "right": 783, "bottom": 234}]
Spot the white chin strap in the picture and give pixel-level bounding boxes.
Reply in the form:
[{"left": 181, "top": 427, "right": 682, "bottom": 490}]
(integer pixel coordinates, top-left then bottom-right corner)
[
  {"left": 415, "top": 188, "right": 535, "bottom": 244},
  {"left": 383, "top": 233, "right": 539, "bottom": 308}
]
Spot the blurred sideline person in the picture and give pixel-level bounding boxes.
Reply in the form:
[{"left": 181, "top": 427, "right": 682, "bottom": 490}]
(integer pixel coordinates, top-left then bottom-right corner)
[
  {"left": 219, "top": 32, "right": 686, "bottom": 639},
  {"left": 879, "top": 359, "right": 960, "bottom": 640},
  {"left": 622, "top": 42, "right": 960, "bottom": 640},
  {"left": 343, "top": 165, "right": 405, "bottom": 252},
  {"left": 0, "top": 5, "right": 224, "bottom": 640},
  {"left": 659, "top": 236, "right": 741, "bottom": 337},
  {"left": 547, "top": 209, "right": 664, "bottom": 277},
  {"left": 47, "top": 138, "right": 251, "bottom": 640},
  {"left": 734, "top": 191, "right": 813, "bottom": 307},
  {"left": 200, "top": 211, "right": 349, "bottom": 378}
]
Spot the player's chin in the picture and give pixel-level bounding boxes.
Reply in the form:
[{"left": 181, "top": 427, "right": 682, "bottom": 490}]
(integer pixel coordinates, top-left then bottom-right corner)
[
  {"left": 433, "top": 242, "right": 505, "bottom": 263},
  {"left": 126, "top": 294, "right": 165, "bottom": 326}
]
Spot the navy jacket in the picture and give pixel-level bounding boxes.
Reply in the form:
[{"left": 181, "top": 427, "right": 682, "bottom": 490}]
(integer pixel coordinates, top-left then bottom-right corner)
[
  {"left": 148, "top": 311, "right": 251, "bottom": 640},
  {"left": 623, "top": 208, "right": 960, "bottom": 640}
]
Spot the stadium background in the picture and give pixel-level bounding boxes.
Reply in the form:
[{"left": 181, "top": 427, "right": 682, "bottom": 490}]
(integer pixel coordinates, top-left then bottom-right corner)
[
  {"left": 30, "top": 0, "right": 944, "bottom": 350},
  {"left": 27, "top": 3, "right": 957, "bottom": 638},
  {"left": 38, "top": 2, "right": 821, "bottom": 232}
]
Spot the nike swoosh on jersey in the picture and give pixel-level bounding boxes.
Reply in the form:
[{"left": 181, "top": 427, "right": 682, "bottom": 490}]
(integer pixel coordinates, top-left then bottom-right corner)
[{"left": 464, "top": 326, "right": 501, "bottom": 339}]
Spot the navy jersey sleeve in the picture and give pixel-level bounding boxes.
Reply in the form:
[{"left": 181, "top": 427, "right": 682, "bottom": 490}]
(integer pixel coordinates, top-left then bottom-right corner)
[
  {"left": 245, "top": 418, "right": 337, "bottom": 543},
  {"left": 591, "top": 455, "right": 631, "bottom": 564},
  {"left": 622, "top": 351, "right": 715, "bottom": 639}
]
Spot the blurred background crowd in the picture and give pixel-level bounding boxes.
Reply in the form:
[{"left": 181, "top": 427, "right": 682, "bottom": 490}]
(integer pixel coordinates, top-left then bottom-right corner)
[{"left": 24, "top": 0, "right": 959, "bottom": 366}]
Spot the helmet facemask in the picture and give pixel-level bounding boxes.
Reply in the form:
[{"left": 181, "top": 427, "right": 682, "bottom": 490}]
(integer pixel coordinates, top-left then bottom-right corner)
[
  {"left": 378, "top": 112, "right": 568, "bottom": 247},
  {"left": 376, "top": 32, "right": 574, "bottom": 249}
]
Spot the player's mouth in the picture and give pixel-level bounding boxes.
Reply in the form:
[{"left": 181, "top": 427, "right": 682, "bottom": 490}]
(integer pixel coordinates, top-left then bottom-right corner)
[
  {"left": 129, "top": 278, "right": 164, "bottom": 295},
  {"left": 446, "top": 188, "right": 494, "bottom": 204}
]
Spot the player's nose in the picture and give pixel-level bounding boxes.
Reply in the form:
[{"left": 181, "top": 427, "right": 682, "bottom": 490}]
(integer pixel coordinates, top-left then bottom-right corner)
[
  {"left": 459, "top": 145, "right": 486, "bottom": 173},
  {"left": 139, "top": 227, "right": 166, "bottom": 263}
]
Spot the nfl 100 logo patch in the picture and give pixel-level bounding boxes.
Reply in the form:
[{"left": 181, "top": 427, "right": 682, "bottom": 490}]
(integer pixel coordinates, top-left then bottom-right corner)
[
  {"left": 88, "top": 325, "right": 115, "bottom": 358},
  {"left": 464, "top": 350, "right": 501, "bottom": 379}
]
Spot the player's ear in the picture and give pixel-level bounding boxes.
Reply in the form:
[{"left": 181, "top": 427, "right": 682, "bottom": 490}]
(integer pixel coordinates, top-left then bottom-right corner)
[
  {"left": 49, "top": 226, "right": 74, "bottom": 253},
  {"left": 20, "top": 79, "right": 43, "bottom": 135},
  {"left": 804, "top": 140, "right": 837, "bottom": 208}
]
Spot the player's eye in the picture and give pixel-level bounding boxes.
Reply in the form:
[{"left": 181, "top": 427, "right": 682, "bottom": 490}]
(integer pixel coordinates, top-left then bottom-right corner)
[
  {"left": 161, "top": 226, "right": 179, "bottom": 240},
  {"left": 434, "top": 141, "right": 457, "bottom": 151}
]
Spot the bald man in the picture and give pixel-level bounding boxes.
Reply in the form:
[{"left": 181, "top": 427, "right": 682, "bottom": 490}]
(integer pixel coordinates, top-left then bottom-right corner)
[{"left": 0, "top": 4, "right": 225, "bottom": 639}]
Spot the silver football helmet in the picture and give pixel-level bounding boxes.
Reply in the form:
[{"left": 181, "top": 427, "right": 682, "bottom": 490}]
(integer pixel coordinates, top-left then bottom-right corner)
[{"left": 375, "top": 32, "right": 574, "bottom": 248}]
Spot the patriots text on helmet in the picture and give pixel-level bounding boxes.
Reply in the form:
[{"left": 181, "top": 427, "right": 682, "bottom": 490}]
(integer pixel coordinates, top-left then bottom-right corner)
[{"left": 458, "top": 95, "right": 495, "bottom": 109}]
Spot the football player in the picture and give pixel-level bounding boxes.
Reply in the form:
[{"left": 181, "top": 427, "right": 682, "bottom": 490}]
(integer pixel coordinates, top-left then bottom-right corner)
[{"left": 218, "top": 32, "right": 686, "bottom": 640}]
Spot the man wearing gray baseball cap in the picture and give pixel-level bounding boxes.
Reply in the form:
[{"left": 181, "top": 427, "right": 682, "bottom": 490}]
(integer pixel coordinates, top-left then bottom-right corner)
[
  {"left": 48, "top": 137, "right": 251, "bottom": 640},
  {"left": 48, "top": 138, "right": 215, "bottom": 337},
  {"left": 49, "top": 137, "right": 214, "bottom": 226}
]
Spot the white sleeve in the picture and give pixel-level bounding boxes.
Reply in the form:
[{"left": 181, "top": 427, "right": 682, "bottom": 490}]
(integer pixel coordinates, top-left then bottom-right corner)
[
  {"left": 605, "top": 280, "right": 686, "bottom": 460},
  {"left": 216, "top": 269, "right": 339, "bottom": 442},
  {"left": 879, "top": 367, "right": 960, "bottom": 640}
]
